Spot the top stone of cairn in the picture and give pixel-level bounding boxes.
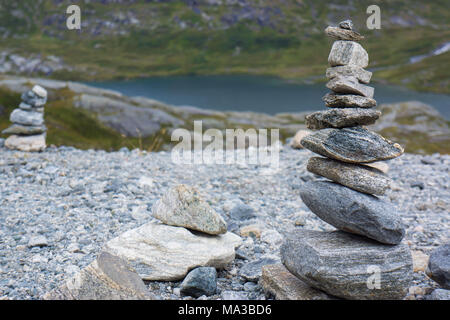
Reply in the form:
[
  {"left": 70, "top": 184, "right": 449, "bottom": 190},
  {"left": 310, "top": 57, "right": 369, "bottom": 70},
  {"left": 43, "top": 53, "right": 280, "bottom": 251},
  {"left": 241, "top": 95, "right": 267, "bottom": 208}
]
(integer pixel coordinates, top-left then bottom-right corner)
[
  {"left": 32, "top": 85, "right": 47, "bottom": 99},
  {"left": 325, "top": 19, "right": 364, "bottom": 42}
]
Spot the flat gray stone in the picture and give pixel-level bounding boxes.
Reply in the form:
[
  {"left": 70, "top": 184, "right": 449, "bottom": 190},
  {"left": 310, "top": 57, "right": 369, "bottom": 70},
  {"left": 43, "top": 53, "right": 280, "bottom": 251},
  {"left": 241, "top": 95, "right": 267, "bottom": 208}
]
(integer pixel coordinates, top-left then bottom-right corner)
[
  {"left": 328, "top": 40, "right": 368, "bottom": 68},
  {"left": 104, "top": 222, "right": 242, "bottom": 281},
  {"left": 5, "top": 134, "right": 46, "bottom": 152},
  {"left": 326, "top": 65, "right": 372, "bottom": 84},
  {"left": 19, "top": 102, "right": 33, "bottom": 110},
  {"left": 426, "top": 244, "right": 450, "bottom": 289},
  {"left": 10, "top": 109, "right": 44, "bottom": 126},
  {"left": 43, "top": 252, "right": 154, "bottom": 300},
  {"left": 323, "top": 93, "right": 377, "bottom": 108},
  {"left": 152, "top": 184, "right": 227, "bottom": 235},
  {"left": 300, "top": 181, "right": 405, "bottom": 244},
  {"left": 281, "top": 229, "right": 413, "bottom": 300},
  {"left": 2, "top": 124, "right": 47, "bottom": 135},
  {"left": 300, "top": 126, "right": 404, "bottom": 163},
  {"left": 260, "top": 264, "right": 335, "bottom": 300},
  {"left": 326, "top": 76, "right": 374, "bottom": 98},
  {"left": 325, "top": 26, "right": 364, "bottom": 41},
  {"left": 306, "top": 108, "right": 381, "bottom": 129},
  {"left": 307, "top": 157, "right": 391, "bottom": 195}
]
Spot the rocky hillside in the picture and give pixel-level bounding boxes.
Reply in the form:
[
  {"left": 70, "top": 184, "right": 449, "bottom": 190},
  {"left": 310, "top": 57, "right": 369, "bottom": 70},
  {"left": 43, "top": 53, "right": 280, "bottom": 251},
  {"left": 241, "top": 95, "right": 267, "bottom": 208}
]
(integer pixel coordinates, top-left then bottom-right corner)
[
  {"left": 0, "top": 76, "right": 448, "bottom": 154},
  {"left": 0, "top": 0, "right": 449, "bottom": 93}
]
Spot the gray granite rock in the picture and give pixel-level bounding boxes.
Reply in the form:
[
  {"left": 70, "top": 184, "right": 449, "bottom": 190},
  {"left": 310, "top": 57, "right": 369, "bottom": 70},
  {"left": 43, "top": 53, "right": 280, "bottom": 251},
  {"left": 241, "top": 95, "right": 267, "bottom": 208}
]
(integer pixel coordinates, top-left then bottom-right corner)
[
  {"left": 300, "top": 181, "right": 405, "bottom": 244},
  {"left": 2, "top": 124, "right": 47, "bottom": 135},
  {"left": 323, "top": 93, "right": 377, "bottom": 108},
  {"left": 326, "top": 65, "right": 372, "bottom": 84},
  {"left": 306, "top": 108, "right": 381, "bottom": 129},
  {"left": 44, "top": 252, "right": 154, "bottom": 300},
  {"left": 300, "top": 126, "right": 404, "bottom": 163},
  {"left": 328, "top": 40, "right": 369, "bottom": 68},
  {"left": 281, "top": 229, "right": 413, "bottom": 300},
  {"left": 10, "top": 109, "right": 44, "bottom": 126},
  {"left": 152, "top": 184, "right": 227, "bottom": 235},
  {"left": 426, "top": 244, "right": 450, "bottom": 289},
  {"left": 325, "top": 26, "right": 364, "bottom": 41},
  {"left": 307, "top": 157, "right": 391, "bottom": 195},
  {"left": 180, "top": 267, "right": 217, "bottom": 298},
  {"left": 326, "top": 76, "right": 374, "bottom": 98}
]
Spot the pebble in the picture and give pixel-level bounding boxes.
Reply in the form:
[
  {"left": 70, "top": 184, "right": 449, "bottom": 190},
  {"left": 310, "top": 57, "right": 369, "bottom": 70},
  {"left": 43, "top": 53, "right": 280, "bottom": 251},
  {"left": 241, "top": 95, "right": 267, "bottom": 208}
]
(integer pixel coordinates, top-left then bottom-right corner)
[{"left": 180, "top": 267, "right": 217, "bottom": 298}]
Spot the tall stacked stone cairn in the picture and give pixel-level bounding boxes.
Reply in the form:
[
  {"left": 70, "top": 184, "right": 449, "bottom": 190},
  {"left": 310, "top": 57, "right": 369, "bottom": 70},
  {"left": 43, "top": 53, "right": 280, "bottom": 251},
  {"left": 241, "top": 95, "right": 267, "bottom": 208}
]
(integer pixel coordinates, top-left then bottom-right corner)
[
  {"left": 2, "top": 85, "right": 47, "bottom": 152},
  {"left": 280, "top": 20, "right": 413, "bottom": 300}
]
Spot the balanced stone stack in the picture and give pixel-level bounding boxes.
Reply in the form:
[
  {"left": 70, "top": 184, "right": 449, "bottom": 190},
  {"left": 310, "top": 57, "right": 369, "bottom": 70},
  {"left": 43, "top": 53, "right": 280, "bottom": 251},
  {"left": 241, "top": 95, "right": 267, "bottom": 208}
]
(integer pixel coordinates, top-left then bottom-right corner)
[
  {"left": 281, "top": 20, "right": 413, "bottom": 300},
  {"left": 3, "top": 85, "right": 47, "bottom": 152}
]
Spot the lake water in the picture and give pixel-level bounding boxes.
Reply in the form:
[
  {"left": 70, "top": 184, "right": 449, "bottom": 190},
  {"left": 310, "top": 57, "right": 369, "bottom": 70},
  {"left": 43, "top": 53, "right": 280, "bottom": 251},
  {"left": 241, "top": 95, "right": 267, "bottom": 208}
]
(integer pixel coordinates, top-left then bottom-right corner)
[{"left": 85, "top": 75, "right": 450, "bottom": 119}]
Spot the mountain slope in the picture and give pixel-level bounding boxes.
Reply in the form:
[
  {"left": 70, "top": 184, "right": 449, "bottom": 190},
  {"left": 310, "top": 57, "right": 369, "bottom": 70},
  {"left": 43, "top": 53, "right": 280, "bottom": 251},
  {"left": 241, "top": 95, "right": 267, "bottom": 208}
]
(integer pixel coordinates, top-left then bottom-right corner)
[{"left": 0, "top": 0, "right": 449, "bottom": 93}]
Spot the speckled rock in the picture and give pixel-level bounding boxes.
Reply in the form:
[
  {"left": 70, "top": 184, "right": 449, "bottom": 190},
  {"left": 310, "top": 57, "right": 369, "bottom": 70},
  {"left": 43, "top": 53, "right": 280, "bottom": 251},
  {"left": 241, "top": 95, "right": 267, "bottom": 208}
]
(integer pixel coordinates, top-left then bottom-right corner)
[
  {"left": 328, "top": 40, "right": 368, "bottom": 68},
  {"left": 152, "top": 184, "right": 227, "bottom": 235},
  {"left": 307, "top": 157, "right": 391, "bottom": 195},
  {"left": 281, "top": 230, "right": 413, "bottom": 300},
  {"left": 2, "top": 124, "right": 47, "bottom": 135},
  {"left": 326, "top": 77, "right": 374, "bottom": 98},
  {"left": 325, "top": 26, "right": 364, "bottom": 41},
  {"left": 260, "top": 264, "right": 334, "bottom": 300},
  {"left": 104, "top": 222, "right": 242, "bottom": 281},
  {"left": 44, "top": 252, "right": 154, "bottom": 300},
  {"left": 323, "top": 93, "right": 377, "bottom": 108},
  {"left": 300, "top": 126, "right": 404, "bottom": 163},
  {"left": 300, "top": 181, "right": 405, "bottom": 244},
  {"left": 326, "top": 65, "right": 372, "bottom": 84},
  {"left": 306, "top": 108, "right": 381, "bottom": 129}
]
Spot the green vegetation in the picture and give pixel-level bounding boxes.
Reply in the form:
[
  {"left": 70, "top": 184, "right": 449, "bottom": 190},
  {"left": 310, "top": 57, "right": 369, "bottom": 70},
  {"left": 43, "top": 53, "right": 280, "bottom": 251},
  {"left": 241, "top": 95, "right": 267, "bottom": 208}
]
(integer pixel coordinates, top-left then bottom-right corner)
[
  {"left": 0, "top": 87, "right": 170, "bottom": 151},
  {"left": 0, "top": 0, "right": 448, "bottom": 92}
]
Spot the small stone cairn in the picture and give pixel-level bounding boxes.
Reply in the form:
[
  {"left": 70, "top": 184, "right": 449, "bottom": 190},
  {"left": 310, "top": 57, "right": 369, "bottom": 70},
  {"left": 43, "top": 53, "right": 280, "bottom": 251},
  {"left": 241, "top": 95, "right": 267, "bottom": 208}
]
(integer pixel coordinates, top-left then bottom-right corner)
[
  {"left": 3, "top": 85, "right": 47, "bottom": 152},
  {"left": 281, "top": 20, "right": 414, "bottom": 300}
]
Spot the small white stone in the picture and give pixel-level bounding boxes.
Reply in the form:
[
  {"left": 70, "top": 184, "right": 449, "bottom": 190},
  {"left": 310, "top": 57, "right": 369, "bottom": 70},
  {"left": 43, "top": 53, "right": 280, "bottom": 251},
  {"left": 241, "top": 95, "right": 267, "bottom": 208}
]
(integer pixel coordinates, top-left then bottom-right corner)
[{"left": 32, "top": 85, "right": 47, "bottom": 98}]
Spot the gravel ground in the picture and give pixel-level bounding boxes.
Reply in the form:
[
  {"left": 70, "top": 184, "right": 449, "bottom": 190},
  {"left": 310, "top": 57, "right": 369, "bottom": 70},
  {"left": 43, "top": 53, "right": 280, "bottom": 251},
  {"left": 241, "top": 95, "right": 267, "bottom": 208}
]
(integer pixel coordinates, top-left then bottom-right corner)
[{"left": 0, "top": 145, "right": 448, "bottom": 300}]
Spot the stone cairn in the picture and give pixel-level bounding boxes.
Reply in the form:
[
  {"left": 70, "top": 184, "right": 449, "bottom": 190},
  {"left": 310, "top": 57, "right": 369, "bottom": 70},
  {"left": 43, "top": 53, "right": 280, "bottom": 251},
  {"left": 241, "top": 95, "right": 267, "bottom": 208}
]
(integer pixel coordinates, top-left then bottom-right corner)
[
  {"left": 280, "top": 20, "right": 414, "bottom": 300},
  {"left": 2, "top": 85, "right": 47, "bottom": 152}
]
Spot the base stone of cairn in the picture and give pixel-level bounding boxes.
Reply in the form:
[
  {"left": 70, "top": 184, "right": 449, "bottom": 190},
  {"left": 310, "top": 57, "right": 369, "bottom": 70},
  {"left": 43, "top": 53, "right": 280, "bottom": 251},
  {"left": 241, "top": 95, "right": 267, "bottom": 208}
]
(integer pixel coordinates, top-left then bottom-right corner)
[
  {"left": 3, "top": 85, "right": 47, "bottom": 152},
  {"left": 281, "top": 20, "right": 413, "bottom": 300}
]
